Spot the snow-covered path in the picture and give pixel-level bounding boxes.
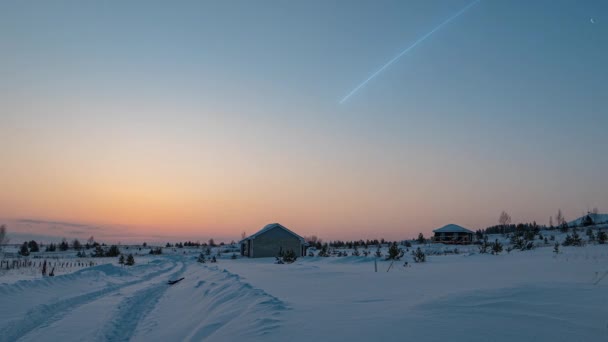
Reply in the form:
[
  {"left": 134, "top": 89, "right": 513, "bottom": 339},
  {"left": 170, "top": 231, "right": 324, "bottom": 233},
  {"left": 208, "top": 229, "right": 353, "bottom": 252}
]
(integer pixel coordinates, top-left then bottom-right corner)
[{"left": 1, "top": 246, "right": 607, "bottom": 341}]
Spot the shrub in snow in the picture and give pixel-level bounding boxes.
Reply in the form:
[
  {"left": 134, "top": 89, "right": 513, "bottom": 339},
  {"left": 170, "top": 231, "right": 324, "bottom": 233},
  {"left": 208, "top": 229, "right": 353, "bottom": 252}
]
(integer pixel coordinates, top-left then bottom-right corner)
[
  {"left": 506, "top": 246, "right": 513, "bottom": 254},
  {"left": 149, "top": 247, "right": 163, "bottom": 255},
  {"left": 352, "top": 246, "right": 360, "bottom": 256},
  {"left": 106, "top": 245, "right": 121, "bottom": 257},
  {"left": 231, "top": 253, "right": 237, "bottom": 260},
  {"left": 520, "top": 241, "right": 535, "bottom": 251},
  {"left": 125, "top": 254, "right": 135, "bottom": 266},
  {"left": 318, "top": 244, "right": 329, "bottom": 257},
  {"left": 412, "top": 248, "right": 426, "bottom": 263},
  {"left": 45, "top": 243, "right": 57, "bottom": 252},
  {"left": 491, "top": 239, "right": 503, "bottom": 255},
  {"left": 587, "top": 230, "right": 596, "bottom": 242},
  {"left": 210, "top": 256, "right": 217, "bottom": 263},
  {"left": 197, "top": 252, "right": 206, "bottom": 263},
  {"left": 550, "top": 235, "right": 555, "bottom": 241},
  {"left": 563, "top": 230, "right": 583, "bottom": 247},
  {"left": 308, "top": 251, "right": 314, "bottom": 257},
  {"left": 478, "top": 241, "right": 489, "bottom": 254},
  {"left": 19, "top": 242, "right": 30, "bottom": 256},
  {"left": 119, "top": 255, "right": 125, "bottom": 265},
  {"left": 92, "top": 246, "right": 105, "bottom": 257},
  {"left": 511, "top": 236, "right": 525, "bottom": 250},
  {"left": 404, "top": 241, "right": 412, "bottom": 248},
  {"left": 553, "top": 243, "right": 560, "bottom": 254}
]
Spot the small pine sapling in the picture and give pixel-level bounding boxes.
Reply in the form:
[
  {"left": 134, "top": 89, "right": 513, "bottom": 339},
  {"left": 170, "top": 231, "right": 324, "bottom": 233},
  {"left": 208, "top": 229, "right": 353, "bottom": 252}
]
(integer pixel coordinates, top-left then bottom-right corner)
[{"left": 412, "top": 247, "right": 426, "bottom": 263}]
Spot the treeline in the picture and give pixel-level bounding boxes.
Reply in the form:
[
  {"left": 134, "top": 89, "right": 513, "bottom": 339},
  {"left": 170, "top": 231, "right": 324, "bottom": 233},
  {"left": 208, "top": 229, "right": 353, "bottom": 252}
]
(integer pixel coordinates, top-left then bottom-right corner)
[
  {"left": 480, "top": 222, "right": 545, "bottom": 236},
  {"left": 165, "top": 239, "right": 237, "bottom": 248}
]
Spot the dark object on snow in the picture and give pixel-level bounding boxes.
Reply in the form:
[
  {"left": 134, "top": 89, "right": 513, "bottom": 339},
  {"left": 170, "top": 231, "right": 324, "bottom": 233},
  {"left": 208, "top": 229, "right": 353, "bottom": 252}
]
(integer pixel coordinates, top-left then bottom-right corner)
[{"left": 167, "top": 277, "right": 185, "bottom": 285}]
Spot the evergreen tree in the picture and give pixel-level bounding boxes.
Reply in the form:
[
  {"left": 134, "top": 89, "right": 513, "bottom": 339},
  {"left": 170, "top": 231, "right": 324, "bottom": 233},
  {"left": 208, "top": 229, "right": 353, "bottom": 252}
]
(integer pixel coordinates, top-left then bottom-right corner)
[
  {"left": 27, "top": 240, "right": 39, "bottom": 252},
  {"left": 92, "top": 245, "right": 105, "bottom": 257},
  {"left": 72, "top": 239, "right": 82, "bottom": 250},
  {"left": 19, "top": 242, "right": 30, "bottom": 256},
  {"left": 125, "top": 254, "right": 135, "bottom": 266},
  {"left": 118, "top": 255, "right": 125, "bottom": 265},
  {"left": 491, "top": 239, "right": 503, "bottom": 254},
  {"left": 386, "top": 242, "right": 401, "bottom": 260},
  {"left": 417, "top": 233, "right": 425, "bottom": 244},
  {"left": 563, "top": 229, "right": 583, "bottom": 246},
  {"left": 282, "top": 249, "right": 297, "bottom": 263},
  {"left": 374, "top": 245, "right": 383, "bottom": 258},
  {"left": 59, "top": 238, "right": 69, "bottom": 251},
  {"left": 197, "top": 252, "right": 206, "bottom": 263},
  {"left": 318, "top": 243, "right": 329, "bottom": 257},
  {"left": 412, "top": 247, "right": 426, "bottom": 263},
  {"left": 597, "top": 230, "right": 607, "bottom": 244}
]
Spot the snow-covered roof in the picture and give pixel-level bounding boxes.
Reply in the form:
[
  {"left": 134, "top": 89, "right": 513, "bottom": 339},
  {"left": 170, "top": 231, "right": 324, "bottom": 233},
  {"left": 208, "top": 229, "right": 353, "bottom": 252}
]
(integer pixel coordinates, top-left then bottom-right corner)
[
  {"left": 569, "top": 213, "right": 608, "bottom": 226},
  {"left": 240, "top": 223, "right": 306, "bottom": 244},
  {"left": 433, "top": 224, "right": 474, "bottom": 234}
]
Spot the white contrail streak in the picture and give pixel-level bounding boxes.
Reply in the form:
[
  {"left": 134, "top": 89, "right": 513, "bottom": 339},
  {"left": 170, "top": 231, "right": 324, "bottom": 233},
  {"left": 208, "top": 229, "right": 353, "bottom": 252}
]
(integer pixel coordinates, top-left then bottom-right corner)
[{"left": 339, "top": 0, "right": 481, "bottom": 104}]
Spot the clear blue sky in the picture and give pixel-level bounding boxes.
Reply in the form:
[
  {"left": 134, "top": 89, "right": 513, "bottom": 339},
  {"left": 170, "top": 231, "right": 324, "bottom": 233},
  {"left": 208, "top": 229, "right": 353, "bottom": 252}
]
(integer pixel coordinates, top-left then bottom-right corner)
[{"left": 1, "top": 0, "right": 607, "bottom": 241}]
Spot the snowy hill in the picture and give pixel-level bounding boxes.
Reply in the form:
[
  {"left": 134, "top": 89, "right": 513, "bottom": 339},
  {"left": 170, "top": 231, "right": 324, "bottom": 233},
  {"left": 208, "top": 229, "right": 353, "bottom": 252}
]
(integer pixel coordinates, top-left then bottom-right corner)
[{"left": 568, "top": 213, "right": 608, "bottom": 227}]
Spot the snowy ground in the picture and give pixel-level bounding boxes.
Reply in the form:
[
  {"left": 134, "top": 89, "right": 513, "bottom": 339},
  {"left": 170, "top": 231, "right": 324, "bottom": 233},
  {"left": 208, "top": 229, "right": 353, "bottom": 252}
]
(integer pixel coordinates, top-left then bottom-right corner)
[{"left": 0, "top": 242, "right": 607, "bottom": 341}]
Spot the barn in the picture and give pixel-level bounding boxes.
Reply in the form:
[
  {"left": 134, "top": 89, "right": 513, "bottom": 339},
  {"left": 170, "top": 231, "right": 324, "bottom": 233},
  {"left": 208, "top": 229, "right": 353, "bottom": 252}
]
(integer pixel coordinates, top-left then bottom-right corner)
[
  {"left": 432, "top": 224, "right": 474, "bottom": 244},
  {"left": 240, "top": 223, "right": 308, "bottom": 258}
]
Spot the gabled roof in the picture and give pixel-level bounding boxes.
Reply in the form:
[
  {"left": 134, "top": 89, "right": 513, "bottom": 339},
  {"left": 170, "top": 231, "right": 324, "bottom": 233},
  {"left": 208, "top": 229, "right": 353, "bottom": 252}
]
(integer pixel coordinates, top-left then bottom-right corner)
[
  {"left": 240, "top": 223, "right": 306, "bottom": 244},
  {"left": 433, "top": 224, "right": 474, "bottom": 234}
]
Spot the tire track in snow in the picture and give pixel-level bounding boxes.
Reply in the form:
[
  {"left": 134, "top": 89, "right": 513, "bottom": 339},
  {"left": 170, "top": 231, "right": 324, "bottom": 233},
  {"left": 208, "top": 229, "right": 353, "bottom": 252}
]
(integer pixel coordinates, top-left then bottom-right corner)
[
  {"left": 98, "top": 260, "right": 187, "bottom": 342},
  {"left": 0, "top": 258, "right": 179, "bottom": 342}
]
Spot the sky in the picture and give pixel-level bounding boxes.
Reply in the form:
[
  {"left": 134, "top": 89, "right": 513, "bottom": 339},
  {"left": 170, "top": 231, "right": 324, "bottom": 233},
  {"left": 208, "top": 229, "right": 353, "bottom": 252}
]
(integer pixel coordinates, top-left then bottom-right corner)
[{"left": 1, "top": 0, "right": 607, "bottom": 243}]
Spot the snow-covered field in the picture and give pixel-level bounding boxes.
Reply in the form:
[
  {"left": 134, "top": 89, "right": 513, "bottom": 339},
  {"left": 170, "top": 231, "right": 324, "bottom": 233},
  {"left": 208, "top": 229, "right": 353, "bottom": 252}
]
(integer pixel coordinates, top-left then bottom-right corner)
[{"left": 1, "top": 241, "right": 607, "bottom": 341}]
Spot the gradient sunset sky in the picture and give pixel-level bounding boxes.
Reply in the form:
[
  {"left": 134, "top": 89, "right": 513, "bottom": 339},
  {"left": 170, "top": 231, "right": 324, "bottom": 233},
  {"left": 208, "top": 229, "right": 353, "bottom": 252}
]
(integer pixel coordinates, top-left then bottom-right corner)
[{"left": 1, "top": 0, "right": 607, "bottom": 243}]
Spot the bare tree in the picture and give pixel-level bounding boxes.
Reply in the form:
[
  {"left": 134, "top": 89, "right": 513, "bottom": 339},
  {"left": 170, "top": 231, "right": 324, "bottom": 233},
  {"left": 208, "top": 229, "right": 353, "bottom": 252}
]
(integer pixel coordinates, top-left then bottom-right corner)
[
  {"left": 0, "top": 225, "right": 9, "bottom": 250},
  {"left": 305, "top": 235, "right": 322, "bottom": 245},
  {"left": 499, "top": 211, "right": 512, "bottom": 230},
  {"left": 556, "top": 209, "right": 564, "bottom": 226}
]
